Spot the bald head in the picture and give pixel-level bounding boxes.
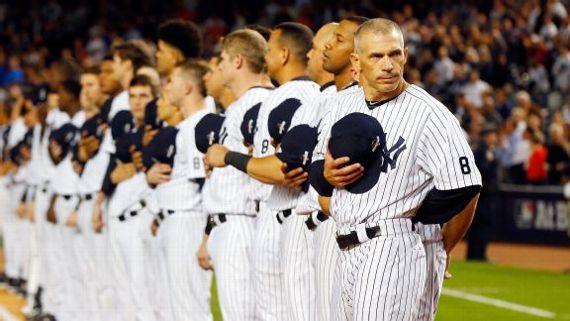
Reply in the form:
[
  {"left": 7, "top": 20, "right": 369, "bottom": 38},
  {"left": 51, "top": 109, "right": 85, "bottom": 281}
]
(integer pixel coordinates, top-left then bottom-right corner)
[
  {"left": 307, "top": 23, "right": 338, "bottom": 84},
  {"left": 354, "top": 18, "right": 404, "bottom": 54}
]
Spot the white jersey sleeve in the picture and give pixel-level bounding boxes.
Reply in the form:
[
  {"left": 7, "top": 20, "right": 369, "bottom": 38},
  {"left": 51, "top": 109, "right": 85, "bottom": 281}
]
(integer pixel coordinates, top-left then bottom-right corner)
[{"left": 417, "top": 106, "right": 482, "bottom": 190}]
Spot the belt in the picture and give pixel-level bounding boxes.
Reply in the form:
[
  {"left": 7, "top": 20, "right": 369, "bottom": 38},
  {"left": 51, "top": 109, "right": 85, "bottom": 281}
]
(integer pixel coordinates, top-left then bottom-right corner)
[
  {"left": 336, "top": 226, "right": 380, "bottom": 250},
  {"left": 82, "top": 193, "right": 94, "bottom": 201},
  {"left": 276, "top": 209, "right": 293, "bottom": 224},
  {"left": 118, "top": 210, "right": 138, "bottom": 222},
  {"left": 305, "top": 211, "right": 329, "bottom": 231},
  {"left": 336, "top": 219, "right": 414, "bottom": 250},
  {"left": 157, "top": 209, "right": 175, "bottom": 221},
  {"left": 59, "top": 194, "right": 75, "bottom": 201}
]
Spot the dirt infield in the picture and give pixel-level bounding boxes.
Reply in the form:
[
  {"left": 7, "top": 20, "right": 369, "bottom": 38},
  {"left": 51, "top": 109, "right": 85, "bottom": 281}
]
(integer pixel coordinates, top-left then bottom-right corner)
[{"left": 451, "top": 241, "right": 570, "bottom": 272}]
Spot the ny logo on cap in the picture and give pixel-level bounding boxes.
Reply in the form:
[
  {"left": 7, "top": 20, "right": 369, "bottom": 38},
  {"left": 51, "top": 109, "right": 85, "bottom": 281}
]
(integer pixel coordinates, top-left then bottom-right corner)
[
  {"left": 248, "top": 120, "right": 255, "bottom": 134},
  {"left": 301, "top": 151, "right": 310, "bottom": 166},
  {"left": 278, "top": 121, "right": 287, "bottom": 135},
  {"left": 371, "top": 136, "right": 381, "bottom": 152},
  {"left": 167, "top": 145, "right": 175, "bottom": 158},
  {"left": 207, "top": 131, "right": 215, "bottom": 146}
]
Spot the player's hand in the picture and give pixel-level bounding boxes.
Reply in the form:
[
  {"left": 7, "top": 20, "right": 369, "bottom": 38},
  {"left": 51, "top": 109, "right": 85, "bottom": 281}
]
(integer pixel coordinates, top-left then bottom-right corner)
[
  {"left": 16, "top": 203, "right": 27, "bottom": 219},
  {"left": 130, "top": 146, "right": 144, "bottom": 171},
  {"left": 204, "top": 144, "right": 229, "bottom": 168},
  {"left": 444, "top": 252, "right": 453, "bottom": 279},
  {"left": 78, "top": 136, "right": 100, "bottom": 162},
  {"left": 146, "top": 163, "right": 171, "bottom": 185},
  {"left": 111, "top": 163, "right": 137, "bottom": 184},
  {"left": 49, "top": 140, "right": 63, "bottom": 163},
  {"left": 324, "top": 150, "right": 364, "bottom": 187},
  {"left": 197, "top": 238, "right": 213, "bottom": 271},
  {"left": 203, "top": 159, "right": 213, "bottom": 178},
  {"left": 65, "top": 211, "right": 78, "bottom": 228},
  {"left": 150, "top": 220, "right": 159, "bottom": 237},
  {"left": 281, "top": 163, "right": 308, "bottom": 190},
  {"left": 26, "top": 203, "right": 35, "bottom": 222},
  {"left": 92, "top": 202, "right": 104, "bottom": 233},
  {"left": 143, "top": 125, "right": 158, "bottom": 146}
]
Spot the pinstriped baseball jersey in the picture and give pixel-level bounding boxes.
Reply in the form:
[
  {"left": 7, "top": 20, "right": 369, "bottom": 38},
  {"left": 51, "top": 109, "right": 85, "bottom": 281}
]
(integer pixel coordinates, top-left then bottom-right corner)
[
  {"left": 51, "top": 112, "right": 86, "bottom": 195},
  {"left": 78, "top": 147, "right": 111, "bottom": 195},
  {"left": 202, "top": 86, "right": 272, "bottom": 215},
  {"left": 155, "top": 109, "right": 209, "bottom": 211},
  {"left": 415, "top": 222, "right": 443, "bottom": 242},
  {"left": 107, "top": 172, "right": 149, "bottom": 218},
  {"left": 205, "top": 96, "right": 217, "bottom": 113},
  {"left": 252, "top": 78, "right": 320, "bottom": 210},
  {"left": 317, "top": 85, "right": 482, "bottom": 231}
]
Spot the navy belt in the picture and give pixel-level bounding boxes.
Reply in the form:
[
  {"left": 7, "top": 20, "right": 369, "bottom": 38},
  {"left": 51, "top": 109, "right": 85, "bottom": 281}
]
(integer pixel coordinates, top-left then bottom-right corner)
[
  {"left": 157, "top": 209, "right": 175, "bottom": 221},
  {"left": 118, "top": 210, "right": 138, "bottom": 222},
  {"left": 276, "top": 209, "right": 293, "bottom": 224},
  {"left": 336, "top": 227, "right": 380, "bottom": 250},
  {"left": 305, "top": 211, "right": 329, "bottom": 231}
]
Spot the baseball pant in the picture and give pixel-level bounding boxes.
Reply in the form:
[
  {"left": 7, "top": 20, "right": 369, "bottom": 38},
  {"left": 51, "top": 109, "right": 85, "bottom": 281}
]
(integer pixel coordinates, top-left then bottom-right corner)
[
  {"left": 208, "top": 215, "right": 255, "bottom": 321},
  {"left": 331, "top": 219, "right": 426, "bottom": 321},
  {"left": 313, "top": 217, "right": 339, "bottom": 321},
  {"left": 280, "top": 212, "right": 316, "bottom": 321},
  {"left": 416, "top": 240, "right": 446, "bottom": 321},
  {"left": 252, "top": 203, "right": 287, "bottom": 321},
  {"left": 157, "top": 210, "right": 213, "bottom": 321}
]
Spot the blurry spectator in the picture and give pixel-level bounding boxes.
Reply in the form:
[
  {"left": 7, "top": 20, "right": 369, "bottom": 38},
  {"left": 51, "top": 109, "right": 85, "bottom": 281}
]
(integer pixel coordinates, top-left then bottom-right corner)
[
  {"left": 494, "top": 87, "right": 513, "bottom": 119},
  {"left": 528, "top": 59, "right": 551, "bottom": 101},
  {"left": 463, "top": 70, "right": 491, "bottom": 108},
  {"left": 481, "top": 95, "right": 503, "bottom": 129},
  {"left": 511, "top": 127, "right": 533, "bottom": 184},
  {"left": 478, "top": 46, "right": 495, "bottom": 85},
  {"left": 86, "top": 26, "right": 108, "bottom": 64},
  {"left": 552, "top": 44, "right": 570, "bottom": 94},
  {"left": 424, "top": 69, "right": 445, "bottom": 101},
  {"left": 527, "top": 130, "right": 549, "bottom": 184},
  {"left": 514, "top": 90, "right": 541, "bottom": 119},
  {"left": 2, "top": 56, "right": 25, "bottom": 86},
  {"left": 434, "top": 46, "right": 454, "bottom": 85},
  {"left": 546, "top": 123, "right": 570, "bottom": 184},
  {"left": 469, "top": 127, "right": 500, "bottom": 261},
  {"left": 539, "top": 14, "right": 559, "bottom": 49}
]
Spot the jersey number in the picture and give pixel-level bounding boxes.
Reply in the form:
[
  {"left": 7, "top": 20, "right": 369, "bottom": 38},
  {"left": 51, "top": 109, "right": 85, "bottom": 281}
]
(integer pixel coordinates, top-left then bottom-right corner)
[
  {"left": 261, "top": 139, "right": 269, "bottom": 154},
  {"left": 459, "top": 157, "right": 471, "bottom": 174},
  {"left": 193, "top": 157, "right": 201, "bottom": 170}
]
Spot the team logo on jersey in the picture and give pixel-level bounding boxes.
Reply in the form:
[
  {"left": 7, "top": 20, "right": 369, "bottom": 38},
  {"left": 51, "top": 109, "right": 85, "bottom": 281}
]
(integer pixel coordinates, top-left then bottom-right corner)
[{"left": 379, "top": 136, "right": 407, "bottom": 173}]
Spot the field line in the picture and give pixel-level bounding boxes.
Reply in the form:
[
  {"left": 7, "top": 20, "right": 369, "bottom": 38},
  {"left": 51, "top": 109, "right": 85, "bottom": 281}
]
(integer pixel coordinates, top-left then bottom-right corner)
[
  {"left": 442, "top": 288, "right": 556, "bottom": 318},
  {"left": 0, "top": 303, "right": 18, "bottom": 321}
]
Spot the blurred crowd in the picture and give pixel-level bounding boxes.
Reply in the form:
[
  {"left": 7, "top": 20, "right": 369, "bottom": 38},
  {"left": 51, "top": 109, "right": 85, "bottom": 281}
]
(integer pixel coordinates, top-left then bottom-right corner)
[{"left": 1, "top": 0, "right": 570, "bottom": 186}]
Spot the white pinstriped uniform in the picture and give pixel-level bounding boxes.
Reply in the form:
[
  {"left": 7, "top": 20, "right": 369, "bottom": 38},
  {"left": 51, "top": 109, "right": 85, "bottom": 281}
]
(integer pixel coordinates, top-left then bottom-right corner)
[
  {"left": 415, "top": 223, "right": 446, "bottom": 321},
  {"left": 297, "top": 83, "right": 363, "bottom": 321},
  {"left": 252, "top": 78, "right": 320, "bottom": 321},
  {"left": 315, "top": 85, "right": 482, "bottom": 321},
  {"left": 202, "top": 87, "right": 271, "bottom": 321},
  {"left": 154, "top": 109, "right": 212, "bottom": 321},
  {"left": 49, "top": 111, "right": 85, "bottom": 321}
]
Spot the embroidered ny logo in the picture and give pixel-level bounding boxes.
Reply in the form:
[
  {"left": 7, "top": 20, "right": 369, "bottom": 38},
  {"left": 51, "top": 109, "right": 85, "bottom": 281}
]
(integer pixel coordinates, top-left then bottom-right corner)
[{"left": 380, "top": 136, "right": 407, "bottom": 172}]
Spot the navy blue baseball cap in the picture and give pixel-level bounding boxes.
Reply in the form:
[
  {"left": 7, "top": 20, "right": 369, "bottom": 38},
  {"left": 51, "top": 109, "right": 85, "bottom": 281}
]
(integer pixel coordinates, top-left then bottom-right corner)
[
  {"left": 111, "top": 110, "right": 135, "bottom": 141},
  {"left": 31, "top": 83, "right": 50, "bottom": 106},
  {"left": 144, "top": 99, "right": 164, "bottom": 130},
  {"left": 195, "top": 113, "right": 225, "bottom": 154},
  {"left": 276, "top": 124, "right": 318, "bottom": 172},
  {"left": 115, "top": 128, "right": 142, "bottom": 163},
  {"left": 240, "top": 102, "right": 261, "bottom": 147},
  {"left": 49, "top": 123, "right": 80, "bottom": 160},
  {"left": 81, "top": 114, "right": 105, "bottom": 141},
  {"left": 21, "top": 128, "right": 34, "bottom": 148},
  {"left": 143, "top": 126, "right": 178, "bottom": 169},
  {"left": 268, "top": 98, "right": 302, "bottom": 145},
  {"left": 328, "top": 113, "right": 386, "bottom": 194}
]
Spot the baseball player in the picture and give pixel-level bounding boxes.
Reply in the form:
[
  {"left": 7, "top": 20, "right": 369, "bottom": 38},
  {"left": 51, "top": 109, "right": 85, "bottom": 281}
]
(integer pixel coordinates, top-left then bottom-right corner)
[
  {"left": 288, "top": 18, "right": 369, "bottom": 321},
  {"left": 198, "top": 29, "right": 272, "bottom": 321},
  {"left": 47, "top": 79, "right": 86, "bottom": 321},
  {"left": 145, "top": 59, "right": 212, "bottom": 321},
  {"left": 203, "top": 54, "right": 236, "bottom": 110},
  {"left": 310, "top": 18, "right": 482, "bottom": 321},
  {"left": 205, "top": 22, "right": 320, "bottom": 321}
]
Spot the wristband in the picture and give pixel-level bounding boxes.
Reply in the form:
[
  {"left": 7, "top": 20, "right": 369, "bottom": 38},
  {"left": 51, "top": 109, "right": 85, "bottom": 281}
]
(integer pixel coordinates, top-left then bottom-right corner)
[{"left": 224, "top": 151, "right": 251, "bottom": 173}]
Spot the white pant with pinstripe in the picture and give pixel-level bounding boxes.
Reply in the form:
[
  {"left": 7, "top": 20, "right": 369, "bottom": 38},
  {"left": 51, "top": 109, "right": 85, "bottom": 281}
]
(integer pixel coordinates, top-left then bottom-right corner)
[
  {"left": 157, "top": 210, "right": 213, "bottom": 321},
  {"left": 208, "top": 215, "right": 256, "bottom": 321},
  {"left": 252, "top": 203, "right": 287, "bottom": 321},
  {"left": 332, "top": 219, "right": 426, "bottom": 321},
  {"left": 313, "top": 217, "right": 339, "bottom": 321},
  {"left": 416, "top": 240, "right": 446, "bottom": 321},
  {"left": 280, "top": 212, "right": 316, "bottom": 321}
]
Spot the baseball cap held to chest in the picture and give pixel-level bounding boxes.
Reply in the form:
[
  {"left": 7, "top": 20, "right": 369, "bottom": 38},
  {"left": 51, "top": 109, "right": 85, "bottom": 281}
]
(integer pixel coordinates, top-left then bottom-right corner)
[
  {"left": 143, "top": 126, "right": 178, "bottom": 169},
  {"left": 195, "top": 113, "right": 225, "bottom": 154},
  {"left": 328, "top": 112, "right": 386, "bottom": 194},
  {"left": 268, "top": 98, "right": 302, "bottom": 145}
]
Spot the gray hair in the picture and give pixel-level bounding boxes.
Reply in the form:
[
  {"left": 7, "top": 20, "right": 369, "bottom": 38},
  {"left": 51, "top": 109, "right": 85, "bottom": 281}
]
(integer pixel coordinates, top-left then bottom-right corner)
[{"left": 354, "top": 18, "right": 404, "bottom": 53}]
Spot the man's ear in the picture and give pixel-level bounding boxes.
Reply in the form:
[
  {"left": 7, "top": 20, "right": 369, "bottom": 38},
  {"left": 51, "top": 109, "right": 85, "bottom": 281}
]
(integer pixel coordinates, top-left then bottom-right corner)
[
  {"left": 234, "top": 54, "right": 244, "bottom": 70},
  {"left": 280, "top": 47, "right": 290, "bottom": 66},
  {"left": 350, "top": 52, "right": 361, "bottom": 74}
]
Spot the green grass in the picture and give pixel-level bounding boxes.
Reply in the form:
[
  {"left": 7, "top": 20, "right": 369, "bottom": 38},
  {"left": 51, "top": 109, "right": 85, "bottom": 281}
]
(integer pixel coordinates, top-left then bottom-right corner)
[{"left": 210, "top": 261, "right": 570, "bottom": 321}]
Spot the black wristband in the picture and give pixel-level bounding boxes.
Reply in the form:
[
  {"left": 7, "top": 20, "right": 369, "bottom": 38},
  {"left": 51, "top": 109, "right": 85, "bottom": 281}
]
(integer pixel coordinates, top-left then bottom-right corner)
[{"left": 224, "top": 151, "right": 251, "bottom": 173}]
